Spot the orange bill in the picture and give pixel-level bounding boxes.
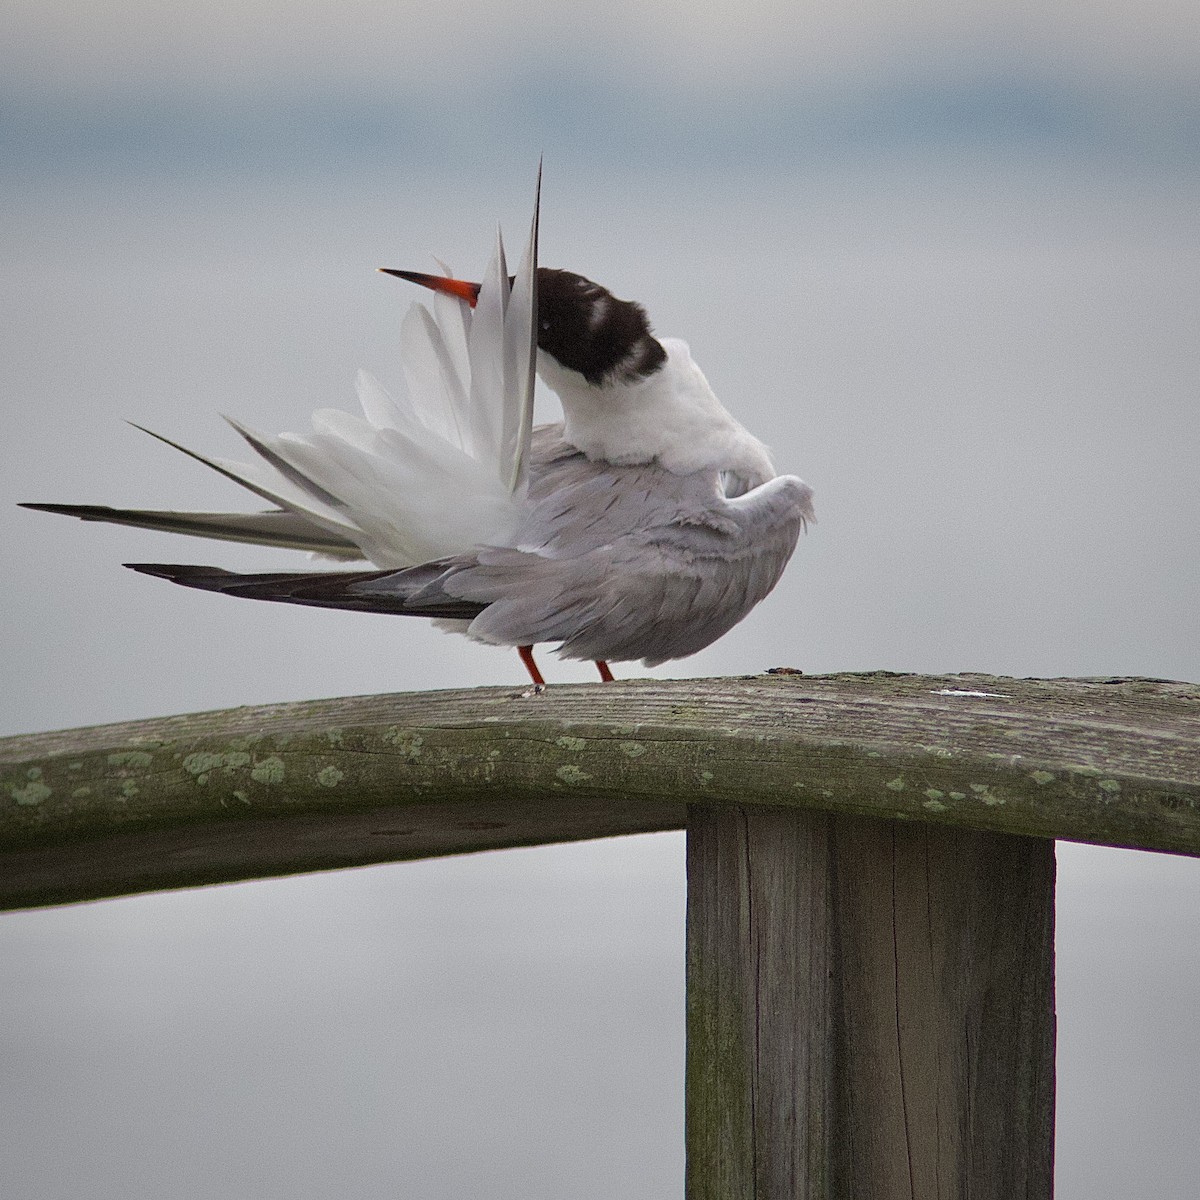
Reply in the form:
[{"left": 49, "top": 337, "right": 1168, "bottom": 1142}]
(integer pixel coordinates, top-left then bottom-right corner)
[{"left": 378, "top": 269, "right": 482, "bottom": 308}]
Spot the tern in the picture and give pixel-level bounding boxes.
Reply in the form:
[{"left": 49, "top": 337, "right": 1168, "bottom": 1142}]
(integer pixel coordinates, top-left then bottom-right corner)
[{"left": 23, "top": 178, "right": 814, "bottom": 687}]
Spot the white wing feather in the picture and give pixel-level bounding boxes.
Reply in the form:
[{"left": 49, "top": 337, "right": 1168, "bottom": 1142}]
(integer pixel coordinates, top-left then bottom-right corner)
[{"left": 120, "top": 178, "right": 541, "bottom": 569}]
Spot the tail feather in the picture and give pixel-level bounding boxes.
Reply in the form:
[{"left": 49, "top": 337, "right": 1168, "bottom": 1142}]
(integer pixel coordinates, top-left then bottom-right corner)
[
  {"left": 128, "top": 423, "right": 362, "bottom": 539},
  {"left": 20, "top": 503, "right": 365, "bottom": 558},
  {"left": 124, "top": 562, "right": 486, "bottom": 619},
  {"left": 399, "top": 304, "right": 470, "bottom": 449},
  {"left": 505, "top": 159, "right": 540, "bottom": 493}
]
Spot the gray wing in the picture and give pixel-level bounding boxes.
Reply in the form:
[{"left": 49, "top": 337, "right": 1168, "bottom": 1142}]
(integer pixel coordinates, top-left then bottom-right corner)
[
  {"left": 426, "top": 441, "right": 815, "bottom": 665},
  {"left": 106, "top": 425, "right": 813, "bottom": 669}
]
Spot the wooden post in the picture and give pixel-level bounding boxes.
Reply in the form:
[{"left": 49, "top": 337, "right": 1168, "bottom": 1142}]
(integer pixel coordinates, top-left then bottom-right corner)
[{"left": 686, "top": 804, "right": 1055, "bottom": 1199}]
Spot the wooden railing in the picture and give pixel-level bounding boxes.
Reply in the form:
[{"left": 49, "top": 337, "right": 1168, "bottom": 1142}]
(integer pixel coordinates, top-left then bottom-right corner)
[{"left": 4, "top": 672, "right": 1198, "bottom": 1198}]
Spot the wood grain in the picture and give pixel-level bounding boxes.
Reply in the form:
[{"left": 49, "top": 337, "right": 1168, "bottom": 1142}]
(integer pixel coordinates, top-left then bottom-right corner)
[
  {"left": 685, "top": 804, "right": 1055, "bottom": 1199},
  {"left": 686, "top": 804, "right": 834, "bottom": 1199}
]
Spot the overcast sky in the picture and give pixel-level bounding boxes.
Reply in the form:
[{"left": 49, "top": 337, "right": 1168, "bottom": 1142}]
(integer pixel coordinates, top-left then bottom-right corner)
[
  {"left": 8, "top": 0, "right": 1200, "bottom": 90},
  {"left": 2, "top": 2, "right": 1199, "bottom": 1197}
]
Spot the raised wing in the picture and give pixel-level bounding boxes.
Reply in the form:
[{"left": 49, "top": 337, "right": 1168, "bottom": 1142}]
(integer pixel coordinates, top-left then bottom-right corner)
[{"left": 23, "top": 172, "right": 543, "bottom": 571}]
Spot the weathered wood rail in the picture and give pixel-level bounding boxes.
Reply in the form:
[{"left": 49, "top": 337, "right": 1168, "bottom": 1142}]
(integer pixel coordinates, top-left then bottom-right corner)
[
  {"left": 3, "top": 672, "right": 1197, "bottom": 908},
  {"left": 3, "top": 672, "right": 1198, "bottom": 1199}
]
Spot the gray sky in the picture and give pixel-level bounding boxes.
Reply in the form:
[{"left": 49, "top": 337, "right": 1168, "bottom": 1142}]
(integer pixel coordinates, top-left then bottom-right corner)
[
  {"left": 2, "top": 2, "right": 1199, "bottom": 1196},
  {"left": 7, "top": 0, "right": 1200, "bottom": 90}
]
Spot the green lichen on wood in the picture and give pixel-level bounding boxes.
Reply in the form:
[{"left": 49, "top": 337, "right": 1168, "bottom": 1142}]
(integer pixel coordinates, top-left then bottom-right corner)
[{"left": 1, "top": 673, "right": 1197, "bottom": 909}]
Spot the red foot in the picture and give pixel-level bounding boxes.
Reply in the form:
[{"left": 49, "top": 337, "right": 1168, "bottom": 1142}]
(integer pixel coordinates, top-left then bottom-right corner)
[{"left": 518, "top": 645, "right": 546, "bottom": 687}]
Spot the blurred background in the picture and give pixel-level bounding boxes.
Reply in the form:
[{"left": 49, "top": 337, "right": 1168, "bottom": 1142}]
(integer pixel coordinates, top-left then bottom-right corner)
[{"left": 2, "top": 2, "right": 1198, "bottom": 1196}]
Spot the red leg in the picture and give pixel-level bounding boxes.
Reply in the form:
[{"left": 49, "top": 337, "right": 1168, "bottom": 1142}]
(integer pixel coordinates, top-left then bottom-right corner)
[
  {"left": 518, "top": 645, "right": 546, "bottom": 687},
  {"left": 595, "top": 660, "right": 615, "bottom": 682}
]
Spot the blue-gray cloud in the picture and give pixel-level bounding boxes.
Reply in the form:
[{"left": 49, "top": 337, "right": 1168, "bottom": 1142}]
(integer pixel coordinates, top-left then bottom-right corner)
[
  {"left": 5, "top": 68, "right": 1199, "bottom": 185},
  {"left": 5, "top": 0, "right": 1199, "bottom": 184}
]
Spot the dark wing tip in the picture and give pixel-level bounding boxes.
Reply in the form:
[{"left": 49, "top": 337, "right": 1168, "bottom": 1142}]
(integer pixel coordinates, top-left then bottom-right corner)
[
  {"left": 122, "top": 562, "right": 488, "bottom": 619},
  {"left": 19, "top": 502, "right": 79, "bottom": 515},
  {"left": 124, "top": 562, "right": 237, "bottom": 581}
]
